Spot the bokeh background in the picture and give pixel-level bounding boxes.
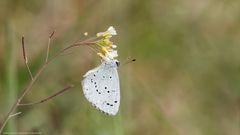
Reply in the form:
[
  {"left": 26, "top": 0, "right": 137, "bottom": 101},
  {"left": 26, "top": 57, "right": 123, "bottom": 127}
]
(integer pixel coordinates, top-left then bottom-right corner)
[{"left": 0, "top": 0, "right": 239, "bottom": 135}]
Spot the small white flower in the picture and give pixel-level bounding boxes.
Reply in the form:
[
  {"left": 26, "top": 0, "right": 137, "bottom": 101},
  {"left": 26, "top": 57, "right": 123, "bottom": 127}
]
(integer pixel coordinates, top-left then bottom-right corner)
[
  {"left": 112, "top": 44, "right": 117, "bottom": 48},
  {"left": 97, "top": 26, "right": 117, "bottom": 37},
  {"left": 96, "top": 26, "right": 118, "bottom": 61},
  {"left": 106, "top": 49, "right": 118, "bottom": 59},
  {"left": 107, "top": 26, "right": 117, "bottom": 35}
]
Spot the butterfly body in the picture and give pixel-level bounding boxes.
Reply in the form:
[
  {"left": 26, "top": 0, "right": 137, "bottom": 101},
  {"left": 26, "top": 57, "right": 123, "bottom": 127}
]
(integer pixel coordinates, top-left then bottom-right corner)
[{"left": 82, "top": 60, "right": 120, "bottom": 115}]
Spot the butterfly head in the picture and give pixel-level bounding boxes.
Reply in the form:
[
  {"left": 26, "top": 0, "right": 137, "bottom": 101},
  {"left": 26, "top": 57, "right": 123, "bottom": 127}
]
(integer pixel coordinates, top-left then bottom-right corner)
[
  {"left": 103, "top": 59, "right": 120, "bottom": 68},
  {"left": 115, "top": 60, "right": 120, "bottom": 67}
]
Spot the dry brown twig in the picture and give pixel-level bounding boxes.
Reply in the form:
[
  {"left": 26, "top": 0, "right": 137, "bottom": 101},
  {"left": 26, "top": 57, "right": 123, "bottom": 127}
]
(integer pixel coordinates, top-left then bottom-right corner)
[
  {"left": 0, "top": 31, "right": 97, "bottom": 134},
  {"left": 22, "top": 36, "right": 33, "bottom": 80}
]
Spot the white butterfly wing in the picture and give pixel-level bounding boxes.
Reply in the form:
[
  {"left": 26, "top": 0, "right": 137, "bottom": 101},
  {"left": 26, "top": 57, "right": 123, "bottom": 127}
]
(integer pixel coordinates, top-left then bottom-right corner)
[{"left": 82, "top": 62, "right": 120, "bottom": 115}]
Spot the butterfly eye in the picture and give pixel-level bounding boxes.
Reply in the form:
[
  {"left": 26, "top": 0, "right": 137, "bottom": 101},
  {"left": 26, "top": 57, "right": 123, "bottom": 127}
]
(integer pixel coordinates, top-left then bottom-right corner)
[{"left": 116, "top": 61, "right": 120, "bottom": 67}]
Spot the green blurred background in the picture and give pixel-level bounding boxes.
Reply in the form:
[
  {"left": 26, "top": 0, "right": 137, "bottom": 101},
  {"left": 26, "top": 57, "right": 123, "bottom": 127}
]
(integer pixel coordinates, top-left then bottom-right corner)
[{"left": 0, "top": 0, "right": 239, "bottom": 135}]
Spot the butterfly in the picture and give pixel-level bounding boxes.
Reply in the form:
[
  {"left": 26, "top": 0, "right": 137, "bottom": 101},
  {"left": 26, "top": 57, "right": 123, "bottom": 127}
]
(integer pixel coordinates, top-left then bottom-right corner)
[{"left": 82, "top": 59, "right": 120, "bottom": 115}]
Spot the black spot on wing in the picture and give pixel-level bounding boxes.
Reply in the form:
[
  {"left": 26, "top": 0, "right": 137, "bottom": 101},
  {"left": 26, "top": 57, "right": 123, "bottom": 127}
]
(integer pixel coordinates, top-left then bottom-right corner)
[
  {"left": 90, "top": 102, "right": 113, "bottom": 116},
  {"left": 106, "top": 102, "right": 116, "bottom": 107}
]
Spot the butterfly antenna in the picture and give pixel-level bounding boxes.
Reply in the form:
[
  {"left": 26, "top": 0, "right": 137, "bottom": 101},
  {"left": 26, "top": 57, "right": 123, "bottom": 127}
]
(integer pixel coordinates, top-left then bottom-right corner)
[{"left": 121, "top": 57, "right": 136, "bottom": 66}]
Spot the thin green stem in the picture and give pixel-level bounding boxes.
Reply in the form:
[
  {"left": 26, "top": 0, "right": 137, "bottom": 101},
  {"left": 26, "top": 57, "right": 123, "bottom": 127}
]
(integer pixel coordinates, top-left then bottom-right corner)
[
  {"left": 45, "top": 31, "right": 55, "bottom": 63},
  {"left": 5, "top": 19, "right": 18, "bottom": 135},
  {"left": 25, "top": 62, "right": 33, "bottom": 80}
]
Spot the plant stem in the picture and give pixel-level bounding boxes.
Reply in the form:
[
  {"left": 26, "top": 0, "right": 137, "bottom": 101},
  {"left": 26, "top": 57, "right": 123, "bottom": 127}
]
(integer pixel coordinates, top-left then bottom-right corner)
[
  {"left": 22, "top": 36, "right": 33, "bottom": 80},
  {"left": 45, "top": 31, "right": 55, "bottom": 63},
  {"left": 0, "top": 62, "right": 46, "bottom": 134},
  {"left": 18, "top": 85, "right": 74, "bottom": 106},
  {"left": 0, "top": 39, "right": 95, "bottom": 135}
]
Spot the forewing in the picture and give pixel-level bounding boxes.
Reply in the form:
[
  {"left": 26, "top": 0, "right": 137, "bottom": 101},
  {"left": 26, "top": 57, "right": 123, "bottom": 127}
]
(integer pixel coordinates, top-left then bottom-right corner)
[{"left": 82, "top": 63, "right": 120, "bottom": 115}]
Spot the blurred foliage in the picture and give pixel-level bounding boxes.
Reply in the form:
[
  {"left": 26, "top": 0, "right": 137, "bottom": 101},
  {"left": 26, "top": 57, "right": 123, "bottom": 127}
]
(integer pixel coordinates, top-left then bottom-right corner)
[{"left": 0, "top": 0, "right": 239, "bottom": 135}]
